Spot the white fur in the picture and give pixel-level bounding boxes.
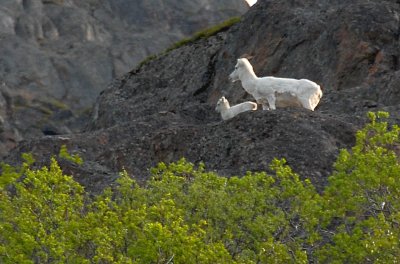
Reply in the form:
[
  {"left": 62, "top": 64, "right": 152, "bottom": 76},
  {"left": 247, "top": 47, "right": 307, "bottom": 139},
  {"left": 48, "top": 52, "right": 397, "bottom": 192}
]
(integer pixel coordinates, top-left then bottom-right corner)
[
  {"left": 229, "top": 58, "right": 323, "bottom": 111},
  {"left": 215, "top": 96, "right": 257, "bottom": 120}
]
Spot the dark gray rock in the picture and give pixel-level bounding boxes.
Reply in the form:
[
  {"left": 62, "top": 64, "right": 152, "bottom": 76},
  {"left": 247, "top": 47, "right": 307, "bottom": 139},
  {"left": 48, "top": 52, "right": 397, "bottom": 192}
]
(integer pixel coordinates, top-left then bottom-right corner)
[
  {"left": 0, "top": 0, "right": 248, "bottom": 155},
  {"left": 9, "top": 108, "right": 360, "bottom": 192}
]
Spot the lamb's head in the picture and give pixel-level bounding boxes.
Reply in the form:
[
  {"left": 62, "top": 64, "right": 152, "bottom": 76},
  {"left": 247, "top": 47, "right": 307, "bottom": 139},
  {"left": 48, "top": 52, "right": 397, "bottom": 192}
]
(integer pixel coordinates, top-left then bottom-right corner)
[
  {"left": 229, "top": 58, "right": 253, "bottom": 82},
  {"left": 215, "top": 96, "right": 230, "bottom": 112}
]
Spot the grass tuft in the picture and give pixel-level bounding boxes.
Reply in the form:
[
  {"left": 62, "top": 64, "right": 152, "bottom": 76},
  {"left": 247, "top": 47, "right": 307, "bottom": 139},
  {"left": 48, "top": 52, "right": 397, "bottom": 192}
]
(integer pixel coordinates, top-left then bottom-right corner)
[{"left": 135, "top": 17, "right": 241, "bottom": 71}]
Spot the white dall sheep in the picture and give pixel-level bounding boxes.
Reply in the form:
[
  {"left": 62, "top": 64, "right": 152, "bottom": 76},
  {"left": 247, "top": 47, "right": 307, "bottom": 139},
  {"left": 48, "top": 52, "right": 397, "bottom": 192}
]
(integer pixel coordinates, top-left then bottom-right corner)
[
  {"left": 229, "top": 58, "right": 322, "bottom": 111},
  {"left": 215, "top": 96, "right": 257, "bottom": 120}
]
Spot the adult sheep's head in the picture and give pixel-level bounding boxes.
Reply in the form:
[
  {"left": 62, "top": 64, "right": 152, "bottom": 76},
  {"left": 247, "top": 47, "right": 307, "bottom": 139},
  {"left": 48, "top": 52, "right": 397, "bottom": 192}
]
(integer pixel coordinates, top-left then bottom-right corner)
[
  {"left": 229, "top": 58, "right": 253, "bottom": 82},
  {"left": 229, "top": 60, "right": 241, "bottom": 82}
]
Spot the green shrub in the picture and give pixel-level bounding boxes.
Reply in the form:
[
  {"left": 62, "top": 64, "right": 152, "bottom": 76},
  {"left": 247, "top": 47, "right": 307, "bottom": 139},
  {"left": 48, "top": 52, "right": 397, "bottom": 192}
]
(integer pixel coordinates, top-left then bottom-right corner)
[
  {"left": 1, "top": 112, "right": 400, "bottom": 263},
  {"left": 59, "top": 144, "right": 83, "bottom": 165},
  {"left": 0, "top": 159, "right": 313, "bottom": 263},
  {"left": 0, "top": 158, "right": 85, "bottom": 263},
  {"left": 316, "top": 111, "right": 400, "bottom": 263}
]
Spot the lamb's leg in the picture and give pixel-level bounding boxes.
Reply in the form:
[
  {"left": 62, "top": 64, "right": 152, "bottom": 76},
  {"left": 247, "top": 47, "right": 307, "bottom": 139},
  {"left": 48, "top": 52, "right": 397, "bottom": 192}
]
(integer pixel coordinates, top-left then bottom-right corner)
[{"left": 266, "top": 94, "right": 276, "bottom": 110}]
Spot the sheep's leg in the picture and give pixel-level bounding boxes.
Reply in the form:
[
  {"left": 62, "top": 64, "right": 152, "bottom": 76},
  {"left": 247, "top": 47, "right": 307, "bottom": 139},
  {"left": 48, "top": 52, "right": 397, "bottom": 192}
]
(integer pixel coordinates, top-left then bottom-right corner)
[
  {"left": 257, "top": 98, "right": 269, "bottom": 110},
  {"left": 307, "top": 99, "right": 315, "bottom": 111},
  {"left": 266, "top": 94, "right": 276, "bottom": 110},
  {"left": 299, "top": 96, "right": 313, "bottom": 111},
  {"left": 308, "top": 92, "right": 321, "bottom": 111}
]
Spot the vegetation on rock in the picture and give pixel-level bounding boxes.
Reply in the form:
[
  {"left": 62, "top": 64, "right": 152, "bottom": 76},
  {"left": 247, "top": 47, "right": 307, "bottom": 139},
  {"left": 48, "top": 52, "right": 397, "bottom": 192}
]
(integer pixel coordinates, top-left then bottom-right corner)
[
  {"left": 0, "top": 112, "right": 399, "bottom": 263},
  {"left": 137, "top": 16, "right": 241, "bottom": 70},
  {"left": 165, "top": 16, "right": 241, "bottom": 52},
  {"left": 58, "top": 144, "right": 83, "bottom": 165}
]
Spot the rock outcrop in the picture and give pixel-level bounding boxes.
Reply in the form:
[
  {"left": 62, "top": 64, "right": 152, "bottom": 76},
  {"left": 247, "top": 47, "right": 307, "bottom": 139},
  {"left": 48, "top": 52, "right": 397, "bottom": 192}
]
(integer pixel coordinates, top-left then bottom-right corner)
[
  {"left": 0, "top": 0, "right": 248, "bottom": 156},
  {"left": 6, "top": 0, "right": 400, "bottom": 192}
]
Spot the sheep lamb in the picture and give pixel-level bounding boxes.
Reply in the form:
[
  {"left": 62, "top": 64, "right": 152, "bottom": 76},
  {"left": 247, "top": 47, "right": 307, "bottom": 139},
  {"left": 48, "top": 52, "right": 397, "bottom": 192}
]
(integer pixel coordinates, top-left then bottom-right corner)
[
  {"left": 229, "top": 58, "right": 323, "bottom": 111},
  {"left": 215, "top": 96, "right": 257, "bottom": 120}
]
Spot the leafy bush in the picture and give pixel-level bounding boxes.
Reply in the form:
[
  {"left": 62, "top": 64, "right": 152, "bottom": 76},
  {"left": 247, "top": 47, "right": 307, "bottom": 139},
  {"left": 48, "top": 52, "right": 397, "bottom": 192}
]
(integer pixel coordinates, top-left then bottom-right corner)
[
  {"left": 0, "top": 112, "right": 400, "bottom": 263},
  {"left": 59, "top": 144, "right": 83, "bottom": 165},
  {"left": 0, "top": 158, "right": 85, "bottom": 263},
  {"left": 317, "top": 111, "right": 400, "bottom": 263}
]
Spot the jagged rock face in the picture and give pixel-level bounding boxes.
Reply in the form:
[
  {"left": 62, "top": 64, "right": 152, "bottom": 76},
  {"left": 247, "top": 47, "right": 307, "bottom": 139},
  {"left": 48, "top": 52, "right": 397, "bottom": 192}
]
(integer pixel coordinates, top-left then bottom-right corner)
[
  {"left": 92, "top": 0, "right": 400, "bottom": 129},
  {"left": 0, "top": 0, "right": 248, "bottom": 156},
  {"left": 7, "top": 0, "right": 400, "bottom": 192}
]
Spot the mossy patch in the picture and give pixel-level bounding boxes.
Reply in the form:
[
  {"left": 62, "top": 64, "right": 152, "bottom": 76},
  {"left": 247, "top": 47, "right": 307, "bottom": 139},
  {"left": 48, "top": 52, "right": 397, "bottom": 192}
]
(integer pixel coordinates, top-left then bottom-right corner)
[
  {"left": 165, "top": 16, "right": 241, "bottom": 53},
  {"left": 136, "top": 16, "right": 241, "bottom": 70},
  {"left": 42, "top": 0, "right": 65, "bottom": 5}
]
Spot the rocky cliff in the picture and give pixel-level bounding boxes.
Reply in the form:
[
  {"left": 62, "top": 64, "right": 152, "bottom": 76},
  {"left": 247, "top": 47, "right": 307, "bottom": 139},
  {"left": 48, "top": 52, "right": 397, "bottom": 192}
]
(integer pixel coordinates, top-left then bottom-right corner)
[
  {"left": 6, "top": 0, "right": 400, "bottom": 192},
  {"left": 0, "top": 0, "right": 248, "bottom": 156}
]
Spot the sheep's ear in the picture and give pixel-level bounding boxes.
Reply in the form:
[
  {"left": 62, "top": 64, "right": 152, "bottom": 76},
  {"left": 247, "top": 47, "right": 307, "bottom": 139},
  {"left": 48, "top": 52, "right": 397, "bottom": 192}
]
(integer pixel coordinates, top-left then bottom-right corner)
[{"left": 239, "top": 53, "right": 252, "bottom": 59}]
